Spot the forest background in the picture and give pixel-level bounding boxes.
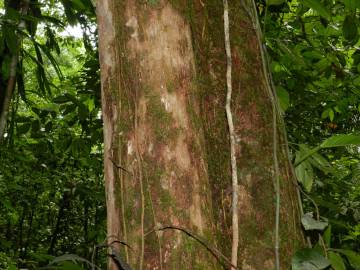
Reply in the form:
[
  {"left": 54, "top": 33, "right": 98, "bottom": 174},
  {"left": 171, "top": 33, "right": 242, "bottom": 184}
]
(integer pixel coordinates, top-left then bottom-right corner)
[{"left": 0, "top": 0, "right": 359, "bottom": 269}]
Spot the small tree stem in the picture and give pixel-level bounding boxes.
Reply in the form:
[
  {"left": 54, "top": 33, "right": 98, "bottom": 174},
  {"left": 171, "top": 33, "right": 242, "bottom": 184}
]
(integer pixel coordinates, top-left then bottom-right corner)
[{"left": 0, "top": 0, "right": 30, "bottom": 142}]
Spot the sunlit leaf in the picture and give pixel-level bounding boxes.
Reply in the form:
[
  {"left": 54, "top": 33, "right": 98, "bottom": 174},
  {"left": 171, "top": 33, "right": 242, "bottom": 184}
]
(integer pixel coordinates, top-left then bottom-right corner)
[
  {"left": 301, "top": 212, "right": 328, "bottom": 231},
  {"left": 320, "top": 134, "right": 360, "bottom": 148}
]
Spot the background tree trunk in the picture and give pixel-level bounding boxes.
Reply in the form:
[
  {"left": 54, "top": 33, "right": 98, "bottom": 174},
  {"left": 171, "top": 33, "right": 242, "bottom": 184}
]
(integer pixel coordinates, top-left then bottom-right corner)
[{"left": 97, "top": 1, "right": 304, "bottom": 269}]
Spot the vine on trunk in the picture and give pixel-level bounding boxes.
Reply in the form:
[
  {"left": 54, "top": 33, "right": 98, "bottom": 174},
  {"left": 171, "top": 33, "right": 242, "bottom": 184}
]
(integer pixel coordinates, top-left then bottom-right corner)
[{"left": 223, "top": 1, "right": 239, "bottom": 269}]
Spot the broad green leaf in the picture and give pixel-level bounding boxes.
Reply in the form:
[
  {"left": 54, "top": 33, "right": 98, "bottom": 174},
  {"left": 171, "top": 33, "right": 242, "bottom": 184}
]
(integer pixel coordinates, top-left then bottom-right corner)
[
  {"left": 308, "top": 151, "right": 332, "bottom": 174},
  {"left": 328, "top": 252, "right": 346, "bottom": 270},
  {"left": 343, "top": 15, "right": 358, "bottom": 44},
  {"left": 276, "top": 86, "right": 290, "bottom": 112},
  {"left": 292, "top": 248, "right": 331, "bottom": 270},
  {"left": 302, "top": 0, "right": 331, "bottom": 19},
  {"left": 267, "top": 0, "right": 285, "bottom": 6},
  {"left": 320, "top": 134, "right": 360, "bottom": 148},
  {"left": 331, "top": 249, "right": 360, "bottom": 270},
  {"left": 321, "top": 108, "right": 334, "bottom": 121},
  {"left": 301, "top": 213, "right": 328, "bottom": 231},
  {"left": 295, "top": 155, "right": 314, "bottom": 192},
  {"left": 329, "top": 109, "right": 334, "bottom": 121},
  {"left": 297, "top": 144, "right": 332, "bottom": 174},
  {"left": 323, "top": 226, "right": 331, "bottom": 247}
]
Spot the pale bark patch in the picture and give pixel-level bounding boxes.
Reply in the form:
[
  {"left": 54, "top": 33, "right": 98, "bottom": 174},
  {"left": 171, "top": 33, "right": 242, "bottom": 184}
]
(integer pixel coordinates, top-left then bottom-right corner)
[
  {"left": 97, "top": 0, "right": 116, "bottom": 69},
  {"left": 122, "top": 2, "right": 209, "bottom": 265}
]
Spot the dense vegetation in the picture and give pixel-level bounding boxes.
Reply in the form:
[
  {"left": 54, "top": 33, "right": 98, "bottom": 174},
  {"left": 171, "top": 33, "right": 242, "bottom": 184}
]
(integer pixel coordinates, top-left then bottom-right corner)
[{"left": 0, "top": 0, "right": 359, "bottom": 269}]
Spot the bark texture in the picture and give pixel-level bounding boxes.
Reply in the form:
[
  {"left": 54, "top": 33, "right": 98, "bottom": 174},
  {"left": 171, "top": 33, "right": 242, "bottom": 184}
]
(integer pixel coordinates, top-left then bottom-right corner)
[{"left": 97, "top": 1, "right": 304, "bottom": 269}]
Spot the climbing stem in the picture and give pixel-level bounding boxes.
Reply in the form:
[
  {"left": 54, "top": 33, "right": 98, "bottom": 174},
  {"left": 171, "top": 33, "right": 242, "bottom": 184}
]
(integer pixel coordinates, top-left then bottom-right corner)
[
  {"left": 134, "top": 88, "right": 145, "bottom": 270},
  {"left": 223, "top": 1, "right": 239, "bottom": 269},
  {"left": 246, "top": 1, "right": 282, "bottom": 268}
]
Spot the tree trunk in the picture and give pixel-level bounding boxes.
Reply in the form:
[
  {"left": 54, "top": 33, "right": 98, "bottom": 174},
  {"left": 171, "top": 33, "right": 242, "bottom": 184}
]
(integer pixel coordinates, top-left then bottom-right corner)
[{"left": 97, "top": 1, "right": 304, "bottom": 269}]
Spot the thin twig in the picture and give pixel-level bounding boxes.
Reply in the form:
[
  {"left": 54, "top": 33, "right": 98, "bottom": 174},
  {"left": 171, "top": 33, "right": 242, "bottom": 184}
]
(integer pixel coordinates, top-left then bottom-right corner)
[
  {"left": 109, "top": 157, "right": 132, "bottom": 174},
  {"left": 133, "top": 85, "right": 145, "bottom": 270},
  {"left": 145, "top": 225, "right": 238, "bottom": 269},
  {"left": 223, "top": 1, "right": 239, "bottom": 269}
]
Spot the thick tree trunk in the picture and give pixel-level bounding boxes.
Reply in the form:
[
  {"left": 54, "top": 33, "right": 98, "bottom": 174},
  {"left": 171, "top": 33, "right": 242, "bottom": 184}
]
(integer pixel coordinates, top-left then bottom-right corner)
[{"left": 97, "top": 1, "right": 304, "bottom": 269}]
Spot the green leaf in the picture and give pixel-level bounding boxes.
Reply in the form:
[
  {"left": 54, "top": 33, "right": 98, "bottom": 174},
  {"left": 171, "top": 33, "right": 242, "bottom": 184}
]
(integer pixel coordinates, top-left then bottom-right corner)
[
  {"left": 343, "top": 15, "right": 358, "bottom": 44},
  {"left": 57, "top": 261, "right": 84, "bottom": 270},
  {"left": 8, "top": 265, "right": 17, "bottom": 270},
  {"left": 295, "top": 155, "right": 314, "bottom": 192},
  {"left": 328, "top": 251, "right": 346, "bottom": 270},
  {"left": 276, "top": 86, "right": 290, "bottom": 112},
  {"left": 344, "top": 0, "right": 360, "bottom": 11},
  {"left": 308, "top": 151, "right": 333, "bottom": 174},
  {"left": 331, "top": 249, "right": 360, "bottom": 270},
  {"left": 53, "top": 95, "right": 71, "bottom": 104},
  {"left": 321, "top": 108, "right": 334, "bottom": 121},
  {"left": 301, "top": 212, "right": 328, "bottom": 231},
  {"left": 320, "top": 134, "right": 360, "bottom": 148},
  {"left": 302, "top": 0, "right": 331, "bottom": 19},
  {"left": 72, "top": 0, "right": 87, "bottom": 10},
  {"left": 292, "top": 248, "right": 331, "bottom": 270},
  {"left": 323, "top": 225, "right": 331, "bottom": 247},
  {"left": 84, "top": 98, "right": 95, "bottom": 112},
  {"left": 267, "top": 0, "right": 286, "bottom": 6},
  {"left": 17, "top": 123, "right": 31, "bottom": 135}
]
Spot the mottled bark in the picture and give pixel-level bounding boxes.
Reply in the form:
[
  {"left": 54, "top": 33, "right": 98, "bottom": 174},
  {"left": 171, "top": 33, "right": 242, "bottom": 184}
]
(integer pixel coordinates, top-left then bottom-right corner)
[{"left": 97, "top": 1, "right": 303, "bottom": 269}]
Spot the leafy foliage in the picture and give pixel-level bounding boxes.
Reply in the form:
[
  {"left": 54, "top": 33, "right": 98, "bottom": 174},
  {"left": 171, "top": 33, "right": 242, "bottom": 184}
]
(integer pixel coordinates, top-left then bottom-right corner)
[
  {"left": 259, "top": 0, "right": 360, "bottom": 268},
  {"left": 0, "top": 1, "right": 105, "bottom": 269}
]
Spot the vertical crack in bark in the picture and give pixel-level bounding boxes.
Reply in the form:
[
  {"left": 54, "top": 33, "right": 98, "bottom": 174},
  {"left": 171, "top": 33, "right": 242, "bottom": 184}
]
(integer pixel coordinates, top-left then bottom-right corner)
[{"left": 223, "top": 1, "right": 239, "bottom": 269}]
